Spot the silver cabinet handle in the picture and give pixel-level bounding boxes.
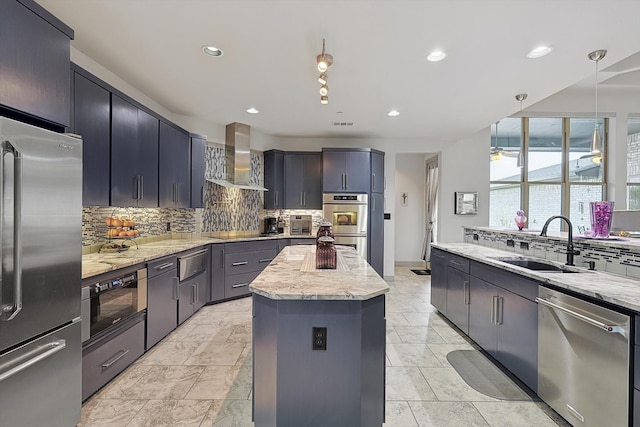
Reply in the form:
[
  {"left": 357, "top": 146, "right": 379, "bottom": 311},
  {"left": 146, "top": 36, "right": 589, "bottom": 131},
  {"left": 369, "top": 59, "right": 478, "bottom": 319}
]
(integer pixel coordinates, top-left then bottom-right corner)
[
  {"left": 275, "top": 191, "right": 278, "bottom": 207},
  {"left": 192, "top": 283, "right": 197, "bottom": 304},
  {"left": 155, "top": 262, "right": 175, "bottom": 271},
  {"left": 101, "top": 349, "right": 130, "bottom": 369},
  {"left": 140, "top": 175, "right": 144, "bottom": 200},
  {"left": 232, "top": 283, "right": 249, "bottom": 289},
  {"left": 221, "top": 249, "right": 224, "bottom": 266},
  {"left": 0, "top": 340, "right": 66, "bottom": 382},
  {"left": 491, "top": 296, "right": 498, "bottom": 324},
  {"left": 300, "top": 192, "right": 303, "bottom": 207},
  {"left": 342, "top": 174, "right": 346, "bottom": 190},
  {"left": 496, "top": 296, "right": 503, "bottom": 325},
  {"left": 536, "top": 297, "right": 627, "bottom": 336},
  {"left": 450, "top": 260, "right": 464, "bottom": 268},
  {"left": 259, "top": 258, "right": 273, "bottom": 263},
  {"left": 201, "top": 186, "right": 204, "bottom": 204},
  {"left": 232, "top": 261, "right": 248, "bottom": 266},
  {"left": 345, "top": 173, "right": 348, "bottom": 189},
  {"left": 372, "top": 173, "right": 375, "bottom": 191},
  {"left": 463, "top": 281, "right": 469, "bottom": 305},
  {"left": 1, "top": 142, "right": 23, "bottom": 321},
  {"left": 173, "top": 277, "right": 179, "bottom": 300}
]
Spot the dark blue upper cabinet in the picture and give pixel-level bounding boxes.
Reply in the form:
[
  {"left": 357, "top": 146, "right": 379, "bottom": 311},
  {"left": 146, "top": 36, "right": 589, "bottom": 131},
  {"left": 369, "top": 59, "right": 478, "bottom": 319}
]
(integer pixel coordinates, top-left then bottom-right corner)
[
  {"left": 322, "top": 149, "right": 371, "bottom": 193},
  {"left": 264, "top": 150, "right": 285, "bottom": 210},
  {"left": 111, "top": 94, "right": 159, "bottom": 207},
  {"left": 371, "top": 151, "right": 385, "bottom": 194},
  {"left": 0, "top": 0, "right": 73, "bottom": 128},
  {"left": 190, "top": 135, "right": 206, "bottom": 208},
  {"left": 284, "top": 152, "right": 322, "bottom": 209},
  {"left": 159, "top": 121, "right": 190, "bottom": 208},
  {"left": 73, "top": 72, "right": 110, "bottom": 206}
]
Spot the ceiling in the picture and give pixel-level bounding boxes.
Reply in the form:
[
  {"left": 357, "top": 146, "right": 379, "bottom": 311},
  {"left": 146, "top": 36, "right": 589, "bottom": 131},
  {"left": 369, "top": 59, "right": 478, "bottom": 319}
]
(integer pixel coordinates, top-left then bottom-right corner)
[{"left": 36, "top": 0, "right": 640, "bottom": 145}]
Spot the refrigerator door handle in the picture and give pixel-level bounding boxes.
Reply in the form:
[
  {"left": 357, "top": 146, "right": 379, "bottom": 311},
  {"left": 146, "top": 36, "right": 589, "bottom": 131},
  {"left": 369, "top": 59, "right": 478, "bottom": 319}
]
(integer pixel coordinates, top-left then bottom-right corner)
[
  {"left": 0, "top": 339, "right": 66, "bottom": 382},
  {"left": 1, "top": 142, "right": 23, "bottom": 321}
]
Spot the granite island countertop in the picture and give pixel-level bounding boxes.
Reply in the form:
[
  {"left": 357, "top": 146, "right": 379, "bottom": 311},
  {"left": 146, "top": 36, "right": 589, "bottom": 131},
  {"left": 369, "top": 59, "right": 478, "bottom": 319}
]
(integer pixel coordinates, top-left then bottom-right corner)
[
  {"left": 82, "top": 234, "right": 315, "bottom": 279},
  {"left": 249, "top": 245, "right": 389, "bottom": 301},
  {"left": 434, "top": 242, "right": 640, "bottom": 312}
]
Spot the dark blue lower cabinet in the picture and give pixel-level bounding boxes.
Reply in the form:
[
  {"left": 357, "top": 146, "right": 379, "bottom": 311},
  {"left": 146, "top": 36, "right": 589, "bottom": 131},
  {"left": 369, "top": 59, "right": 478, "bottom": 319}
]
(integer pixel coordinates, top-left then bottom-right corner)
[{"left": 252, "top": 294, "right": 385, "bottom": 427}]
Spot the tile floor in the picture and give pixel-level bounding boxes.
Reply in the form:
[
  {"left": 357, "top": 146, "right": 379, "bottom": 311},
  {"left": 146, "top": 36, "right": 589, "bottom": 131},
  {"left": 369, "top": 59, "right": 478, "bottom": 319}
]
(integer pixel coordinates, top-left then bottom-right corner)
[{"left": 79, "top": 267, "right": 570, "bottom": 427}]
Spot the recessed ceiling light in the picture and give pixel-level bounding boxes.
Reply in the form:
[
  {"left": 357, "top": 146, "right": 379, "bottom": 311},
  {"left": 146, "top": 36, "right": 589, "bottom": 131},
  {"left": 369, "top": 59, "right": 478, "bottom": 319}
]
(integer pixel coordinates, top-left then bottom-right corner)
[
  {"left": 387, "top": 110, "right": 400, "bottom": 117},
  {"left": 246, "top": 107, "right": 259, "bottom": 114},
  {"left": 527, "top": 45, "right": 553, "bottom": 59},
  {"left": 427, "top": 50, "right": 446, "bottom": 62},
  {"left": 202, "top": 45, "right": 224, "bottom": 57}
]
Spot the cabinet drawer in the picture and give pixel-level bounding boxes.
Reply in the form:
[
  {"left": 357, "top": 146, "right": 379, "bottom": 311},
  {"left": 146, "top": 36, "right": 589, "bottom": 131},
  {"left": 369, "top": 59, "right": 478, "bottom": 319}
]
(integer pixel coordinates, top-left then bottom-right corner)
[
  {"left": 225, "top": 240, "right": 277, "bottom": 254},
  {"left": 225, "top": 249, "right": 277, "bottom": 274},
  {"left": 470, "top": 261, "right": 539, "bottom": 302},
  {"left": 225, "top": 271, "right": 260, "bottom": 298},
  {"left": 82, "top": 317, "right": 145, "bottom": 401},
  {"left": 447, "top": 253, "right": 470, "bottom": 273},
  {"left": 148, "top": 255, "right": 178, "bottom": 279}
]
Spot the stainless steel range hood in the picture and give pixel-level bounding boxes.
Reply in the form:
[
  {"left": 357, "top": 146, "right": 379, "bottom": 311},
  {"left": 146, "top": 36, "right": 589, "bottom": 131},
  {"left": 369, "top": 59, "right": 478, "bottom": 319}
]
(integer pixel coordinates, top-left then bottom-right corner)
[{"left": 207, "top": 122, "right": 268, "bottom": 191}]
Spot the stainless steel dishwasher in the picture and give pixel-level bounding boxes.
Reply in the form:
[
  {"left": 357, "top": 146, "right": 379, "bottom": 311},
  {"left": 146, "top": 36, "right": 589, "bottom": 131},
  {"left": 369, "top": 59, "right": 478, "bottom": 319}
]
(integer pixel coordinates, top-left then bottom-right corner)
[{"left": 537, "top": 287, "right": 631, "bottom": 427}]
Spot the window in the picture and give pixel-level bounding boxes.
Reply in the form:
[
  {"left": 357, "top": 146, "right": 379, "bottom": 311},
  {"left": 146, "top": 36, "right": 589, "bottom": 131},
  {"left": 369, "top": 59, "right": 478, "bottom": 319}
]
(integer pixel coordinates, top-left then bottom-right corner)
[
  {"left": 490, "top": 117, "right": 608, "bottom": 232},
  {"left": 626, "top": 117, "right": 640, "bottom": 209}
]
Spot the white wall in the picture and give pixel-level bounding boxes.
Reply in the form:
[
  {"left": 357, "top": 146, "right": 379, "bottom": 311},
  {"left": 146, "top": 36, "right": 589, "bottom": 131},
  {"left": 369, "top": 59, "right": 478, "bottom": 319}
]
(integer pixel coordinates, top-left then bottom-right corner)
[{"left": 395, "top": 154, "right": 426, "bottom": 262}]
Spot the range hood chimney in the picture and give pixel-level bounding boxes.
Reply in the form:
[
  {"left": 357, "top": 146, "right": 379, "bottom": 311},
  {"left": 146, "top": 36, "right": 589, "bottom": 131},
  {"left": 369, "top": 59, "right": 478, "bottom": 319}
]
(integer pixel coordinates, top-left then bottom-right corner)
[{"left": 207, "top": 122, "right": 268, "bottom": 191}]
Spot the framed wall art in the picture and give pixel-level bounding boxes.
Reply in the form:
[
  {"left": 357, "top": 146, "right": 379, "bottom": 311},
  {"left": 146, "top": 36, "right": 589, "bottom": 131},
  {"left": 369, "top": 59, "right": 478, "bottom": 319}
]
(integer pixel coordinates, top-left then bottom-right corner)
[{"left": 454, "top": 192, "right": 478, "bottom": 215}]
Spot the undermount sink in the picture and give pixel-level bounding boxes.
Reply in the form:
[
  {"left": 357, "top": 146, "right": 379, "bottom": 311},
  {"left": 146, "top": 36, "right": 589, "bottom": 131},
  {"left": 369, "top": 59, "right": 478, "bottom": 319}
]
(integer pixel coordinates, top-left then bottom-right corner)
[{"left": 489, "top": 257, "right": 580, "bottom": 273}]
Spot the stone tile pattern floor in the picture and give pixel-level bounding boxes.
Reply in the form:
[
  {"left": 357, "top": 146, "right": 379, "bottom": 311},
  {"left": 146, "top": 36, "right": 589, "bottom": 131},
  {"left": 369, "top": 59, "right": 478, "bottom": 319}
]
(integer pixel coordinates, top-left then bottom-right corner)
[{"left": 79, "top": 268, "right": 570, "bottom": 427}]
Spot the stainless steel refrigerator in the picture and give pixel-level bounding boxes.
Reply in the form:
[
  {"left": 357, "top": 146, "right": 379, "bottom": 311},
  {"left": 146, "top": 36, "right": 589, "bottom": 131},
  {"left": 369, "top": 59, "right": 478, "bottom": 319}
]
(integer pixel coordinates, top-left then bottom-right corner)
[{"left": 0, "top": 116, "right": 82, "bottom": 426}]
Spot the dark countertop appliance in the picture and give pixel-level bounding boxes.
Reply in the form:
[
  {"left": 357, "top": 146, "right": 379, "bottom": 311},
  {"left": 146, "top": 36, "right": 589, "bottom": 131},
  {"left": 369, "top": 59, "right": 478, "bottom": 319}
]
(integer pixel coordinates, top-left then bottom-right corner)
[{"left": 264, "top": 217, "right": 278, "bottom": 234}]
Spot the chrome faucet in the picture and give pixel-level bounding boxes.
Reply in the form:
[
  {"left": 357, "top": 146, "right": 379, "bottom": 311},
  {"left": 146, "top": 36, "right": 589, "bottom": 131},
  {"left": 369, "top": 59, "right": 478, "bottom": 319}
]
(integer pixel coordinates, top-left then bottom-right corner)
[{"left": 540, "top": 215, "right": 580, "bottom": 266}]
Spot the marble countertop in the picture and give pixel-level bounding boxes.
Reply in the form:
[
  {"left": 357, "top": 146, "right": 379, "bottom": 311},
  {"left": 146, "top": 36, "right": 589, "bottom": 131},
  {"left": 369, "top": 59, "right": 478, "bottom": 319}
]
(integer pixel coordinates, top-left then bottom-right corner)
[
  {"left": 82, "top": 234, "right": 315, "bottom": 279},
  {"left": 434, "top": 242, "right": 640, "bottom": 312},
  {"left": 249, "top": 245, "right": 389, "bottom": 301}
]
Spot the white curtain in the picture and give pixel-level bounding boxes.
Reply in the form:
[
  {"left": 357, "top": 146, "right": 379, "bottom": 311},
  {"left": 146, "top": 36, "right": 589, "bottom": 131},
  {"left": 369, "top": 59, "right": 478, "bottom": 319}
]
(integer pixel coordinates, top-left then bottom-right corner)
[{"left": 421, "top": 159, "right": 439, "bottom": 264}]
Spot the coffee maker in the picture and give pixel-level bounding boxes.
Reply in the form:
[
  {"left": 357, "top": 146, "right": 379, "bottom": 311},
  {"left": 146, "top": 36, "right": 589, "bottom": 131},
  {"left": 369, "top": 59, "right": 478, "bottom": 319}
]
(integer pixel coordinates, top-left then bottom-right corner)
[{"left": 264, "top": 217, "right": 277, "bottom": 234}]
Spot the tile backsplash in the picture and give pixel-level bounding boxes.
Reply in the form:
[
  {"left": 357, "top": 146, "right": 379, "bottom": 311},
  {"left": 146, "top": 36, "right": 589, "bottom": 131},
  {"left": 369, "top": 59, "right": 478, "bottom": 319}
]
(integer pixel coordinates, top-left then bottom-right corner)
[
  {"left": 202, "top": 144, "right": 263, "bottom": 233},
  {"left": 82, "top": 206, "right": 196, "bottom": 246},
  {"left": 464, "top": 226, "right": 640, "bottom": 279}
]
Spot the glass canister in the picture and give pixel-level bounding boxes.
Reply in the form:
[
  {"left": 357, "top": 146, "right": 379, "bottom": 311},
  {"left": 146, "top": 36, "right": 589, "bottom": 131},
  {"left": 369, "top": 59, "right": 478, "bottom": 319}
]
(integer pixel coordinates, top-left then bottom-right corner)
[
  {"left": 316, "top": 236, "right": 337, "bottom": 269},
  {"left": 317, "top": 218, "right": 334, "bottom": 239},
  {"left": 589, "top": 201, "right": 614, "bottom": 238}
]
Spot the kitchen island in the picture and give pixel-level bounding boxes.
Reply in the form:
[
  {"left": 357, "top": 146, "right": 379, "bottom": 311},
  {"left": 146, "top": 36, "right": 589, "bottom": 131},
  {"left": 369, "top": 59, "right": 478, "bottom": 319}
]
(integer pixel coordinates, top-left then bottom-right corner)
[{"left": 249, "top": 245, "right": 389, "bottom": 427}]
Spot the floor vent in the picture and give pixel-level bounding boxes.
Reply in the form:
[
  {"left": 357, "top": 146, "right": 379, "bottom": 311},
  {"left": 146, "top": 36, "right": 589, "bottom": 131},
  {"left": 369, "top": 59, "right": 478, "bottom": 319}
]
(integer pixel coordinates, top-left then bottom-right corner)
[{"left": 332, "top": 122, "right": 354, "bottom": 126}]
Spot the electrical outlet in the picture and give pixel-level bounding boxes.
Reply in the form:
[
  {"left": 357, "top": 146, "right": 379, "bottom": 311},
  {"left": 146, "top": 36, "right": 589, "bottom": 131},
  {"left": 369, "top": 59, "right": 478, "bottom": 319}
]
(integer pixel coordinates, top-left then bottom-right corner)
[
  {"left": 473, "top": 233, "right": 479, "bottom": 241},
  {"left": 520, "top": 241, "right": 530, "bottom": 250},
  {"left": 166, "top": 222, "right": 171, "bottom": 231},
  {"left": 312, "top": 327, "right": 327, "bottom": 351},
  {"left": 507, "top": 239, "right": 515, "bottom": 247}
]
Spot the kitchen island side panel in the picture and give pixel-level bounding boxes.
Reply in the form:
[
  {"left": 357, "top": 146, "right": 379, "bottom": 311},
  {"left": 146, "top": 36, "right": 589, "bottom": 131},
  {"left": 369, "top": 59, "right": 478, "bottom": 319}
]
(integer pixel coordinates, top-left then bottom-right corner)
[
  {"left": 253, "top": 294, "right": 385, "bottom": 427},
  {"left": 252, "top": 295, "right": 279, "bottom": 426}
]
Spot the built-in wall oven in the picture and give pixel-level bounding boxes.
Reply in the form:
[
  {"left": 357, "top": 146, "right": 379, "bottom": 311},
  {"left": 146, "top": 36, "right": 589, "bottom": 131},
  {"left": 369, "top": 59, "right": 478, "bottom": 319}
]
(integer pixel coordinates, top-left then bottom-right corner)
[
  {"left": 323, "top": 193, "right": 368, "bottom": 260},
  {"left": 81, "top": 267, "right": 147, "bottom": 344}
]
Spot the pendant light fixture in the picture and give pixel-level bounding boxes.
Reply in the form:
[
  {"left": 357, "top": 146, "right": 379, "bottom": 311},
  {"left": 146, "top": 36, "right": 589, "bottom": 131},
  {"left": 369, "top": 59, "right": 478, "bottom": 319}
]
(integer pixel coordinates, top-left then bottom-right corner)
[
  {"left": 491, "top": 121, "right": 502, "bottom": 161},
  {"left": 588, "top": 49, "right": 607, "bottom": 156},
  {"left": 316, "top": 39, "right": 333, "bottom": 104},
  {"left": 515, "top": 93, "right": 528, "bottom": 168}
]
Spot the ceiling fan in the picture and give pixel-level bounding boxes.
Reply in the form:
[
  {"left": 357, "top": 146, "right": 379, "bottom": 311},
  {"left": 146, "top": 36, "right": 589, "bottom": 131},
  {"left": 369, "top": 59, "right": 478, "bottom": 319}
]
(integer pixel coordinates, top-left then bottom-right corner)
[{"left": 490, "top": 120, "right": 519, "bottom": 161}]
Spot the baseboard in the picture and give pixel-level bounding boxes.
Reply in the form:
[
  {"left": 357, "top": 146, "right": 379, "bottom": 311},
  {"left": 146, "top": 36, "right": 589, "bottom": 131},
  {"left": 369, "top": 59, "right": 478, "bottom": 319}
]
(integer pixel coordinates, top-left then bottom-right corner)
[{"left": 395, "top": 261, "right": 427, "bottom": 268}]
